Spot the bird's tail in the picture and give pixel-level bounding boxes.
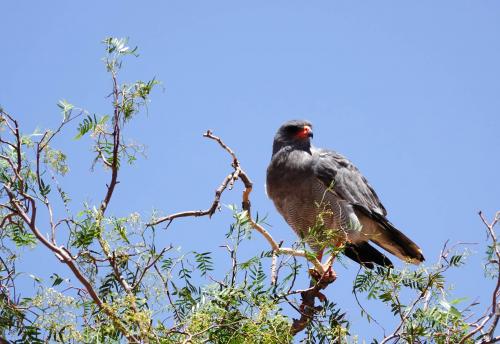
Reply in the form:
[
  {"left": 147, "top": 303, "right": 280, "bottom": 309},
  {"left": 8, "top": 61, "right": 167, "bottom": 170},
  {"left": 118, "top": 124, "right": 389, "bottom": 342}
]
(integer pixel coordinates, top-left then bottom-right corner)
[
  {"left": 370, "top": 214, "right": 425, "bottom": 265},
  {"left": 344, "top": 242, "right": 393, "bottom": 269},
  {"left": 354, "top": 206, "right": 425, "bottom": 265}
]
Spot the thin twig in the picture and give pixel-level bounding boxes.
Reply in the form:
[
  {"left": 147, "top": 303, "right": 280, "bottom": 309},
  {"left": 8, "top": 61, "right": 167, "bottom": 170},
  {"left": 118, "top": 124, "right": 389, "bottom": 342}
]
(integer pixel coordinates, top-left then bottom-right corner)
[
  {"left": 147, "top": 173, "right": 234, "bottom": 227},
  {"left": 459, "top": 211, "right": 499, "bottom": 344},
  {"left": 132, "top": 246, "right": 172, "bottom": 290}
]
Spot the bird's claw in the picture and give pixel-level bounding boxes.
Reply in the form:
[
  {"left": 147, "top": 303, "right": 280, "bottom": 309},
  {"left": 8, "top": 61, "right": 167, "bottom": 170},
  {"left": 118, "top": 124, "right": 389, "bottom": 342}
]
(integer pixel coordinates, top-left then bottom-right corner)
[
  {"left": 308, "top": 265, "right": 337, "bottom": 284},
  {"left": 315, "top": 290, "right": 327, "bottom": 302},
  {"left": 322, "top": 265, "right": 337, "bottom": 283}
]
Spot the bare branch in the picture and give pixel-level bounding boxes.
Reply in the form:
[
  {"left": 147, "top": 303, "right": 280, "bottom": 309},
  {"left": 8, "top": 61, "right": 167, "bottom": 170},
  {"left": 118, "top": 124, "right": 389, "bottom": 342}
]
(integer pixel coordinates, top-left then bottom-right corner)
[
  {"left": 99, "top": 72, "right": 121, "bottom": 215},
  {"left": 148, "top": 173, "right": 234, "bottom": 227},
  {"left": 459, "top": 211, "right": 500, "bottom": 344},
  {"left": 201, "top": 130, "right": 337, "bottom": 334},
  {"left": 132, "top": 246, "right": 172, "bottom": 290},
  {"left": 146, "top": 129, "right": 334, "bottom": 335}
]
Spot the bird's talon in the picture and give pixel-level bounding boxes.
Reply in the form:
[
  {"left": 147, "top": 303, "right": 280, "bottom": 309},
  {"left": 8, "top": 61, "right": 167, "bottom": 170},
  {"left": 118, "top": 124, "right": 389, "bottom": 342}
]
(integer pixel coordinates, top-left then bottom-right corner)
[
  {"left": 308, "top": 268, "right": 320, "bottom": 281},
  {"left": 315, "top": 291, "right": 327, "bottom": 302},
  {"left": 323, "top": 266, "right": 337, "bottom": 283}
]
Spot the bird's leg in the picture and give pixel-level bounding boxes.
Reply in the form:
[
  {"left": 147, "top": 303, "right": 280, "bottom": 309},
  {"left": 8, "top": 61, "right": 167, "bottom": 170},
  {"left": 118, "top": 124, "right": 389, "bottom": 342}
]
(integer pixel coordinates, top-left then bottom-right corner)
[
  {"left": 319, "top": 245, "right": 339, "bottom": 279},
  {"left": 308, "top": 251, "right": 337, "bottom": 293},
  {"left": 307, "top": 267, "right": 336, "bottom": 303},
  {"left": 316, "top": 249, "right": 324, "bottom": 263},
  {"left": 318, "top": 249, "right": 335, "bottom": 278},
  {"left": 322, "top": 262, "right": 336, "bottom": 283},
  {"left": 319, "top": 238, "right": 346, "bottom": 283}
]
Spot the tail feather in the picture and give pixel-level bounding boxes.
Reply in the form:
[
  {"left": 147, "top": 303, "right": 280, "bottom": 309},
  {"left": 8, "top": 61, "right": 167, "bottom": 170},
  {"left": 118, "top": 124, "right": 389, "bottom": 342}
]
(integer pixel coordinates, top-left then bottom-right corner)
[
  {"left": 344, "top": 242, "right": 393, "bottom": 269},
  {"left": 371, "top": 214, "right": 424, "bottom": 264},
  {"left": 354, "top": 205, "right": 425, "bottom": 264}
]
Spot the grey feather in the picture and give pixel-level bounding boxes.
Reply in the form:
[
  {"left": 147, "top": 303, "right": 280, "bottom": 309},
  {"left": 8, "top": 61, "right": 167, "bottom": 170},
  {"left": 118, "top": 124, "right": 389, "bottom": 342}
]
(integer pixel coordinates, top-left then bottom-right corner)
[{"left": 266, "top": 120, "right": 424, "bottom": 267}]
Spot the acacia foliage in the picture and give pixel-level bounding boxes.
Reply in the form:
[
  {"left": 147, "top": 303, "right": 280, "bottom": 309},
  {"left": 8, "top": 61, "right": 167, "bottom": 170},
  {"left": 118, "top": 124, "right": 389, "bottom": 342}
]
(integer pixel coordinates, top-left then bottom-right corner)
[{"left": 0, "top": 38, "right": 499, "bottom": 344}]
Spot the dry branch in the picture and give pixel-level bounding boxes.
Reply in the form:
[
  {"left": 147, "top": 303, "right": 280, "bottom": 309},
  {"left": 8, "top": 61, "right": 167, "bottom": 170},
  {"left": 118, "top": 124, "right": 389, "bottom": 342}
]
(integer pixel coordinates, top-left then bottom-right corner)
[
  {"left": 148, "top": 129, "right": 337, "bottom": 335},
  {"left": 459, "top": 211, "right": 500, "bottom": 344}
]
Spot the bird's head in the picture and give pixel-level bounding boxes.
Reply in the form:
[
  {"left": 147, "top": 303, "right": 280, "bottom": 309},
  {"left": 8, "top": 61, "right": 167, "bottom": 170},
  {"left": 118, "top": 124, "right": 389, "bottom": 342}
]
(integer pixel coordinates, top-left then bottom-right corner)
[{"left": 272, "top": 120, "right": 314, "bottom": 156}]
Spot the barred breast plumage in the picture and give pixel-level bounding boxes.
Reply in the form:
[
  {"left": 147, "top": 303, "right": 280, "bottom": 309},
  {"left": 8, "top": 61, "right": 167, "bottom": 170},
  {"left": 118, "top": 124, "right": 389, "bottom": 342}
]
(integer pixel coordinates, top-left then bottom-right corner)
[{"left": 267, "top": 168, "right": 355, "bottom": 252}]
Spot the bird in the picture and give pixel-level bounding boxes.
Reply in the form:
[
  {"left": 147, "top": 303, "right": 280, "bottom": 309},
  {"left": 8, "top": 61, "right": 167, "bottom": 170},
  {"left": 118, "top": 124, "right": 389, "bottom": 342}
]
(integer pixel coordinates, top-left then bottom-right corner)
[{"left": 266, "top": 120, "right": 424, "bottom": 271}]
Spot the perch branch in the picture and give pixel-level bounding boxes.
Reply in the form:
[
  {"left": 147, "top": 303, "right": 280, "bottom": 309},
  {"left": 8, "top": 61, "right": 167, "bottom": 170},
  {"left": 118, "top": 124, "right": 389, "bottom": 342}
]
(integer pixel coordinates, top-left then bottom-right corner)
[{"left": 147, "top": 129, "right": 337, "bottom": 335}]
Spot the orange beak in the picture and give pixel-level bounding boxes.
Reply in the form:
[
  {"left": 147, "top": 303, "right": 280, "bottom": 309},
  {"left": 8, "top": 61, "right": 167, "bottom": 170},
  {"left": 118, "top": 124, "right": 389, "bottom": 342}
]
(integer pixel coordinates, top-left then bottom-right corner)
[{"left": 296, "top": 125, "right": 313, "bottom": 139}]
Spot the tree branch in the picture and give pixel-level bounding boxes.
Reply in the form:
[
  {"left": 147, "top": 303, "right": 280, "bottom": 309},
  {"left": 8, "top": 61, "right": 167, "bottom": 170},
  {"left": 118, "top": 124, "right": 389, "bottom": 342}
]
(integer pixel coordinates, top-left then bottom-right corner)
[
  {"left": 458, "top": 211, "right": 499, "bottom": 344},
  {"left": 147, "top": 129, "right": 336, "bottom": 335}
]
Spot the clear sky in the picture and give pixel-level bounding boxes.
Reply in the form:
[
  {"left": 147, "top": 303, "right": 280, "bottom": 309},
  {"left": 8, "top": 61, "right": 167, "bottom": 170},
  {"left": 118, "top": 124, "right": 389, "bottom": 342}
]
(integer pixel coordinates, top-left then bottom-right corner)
[{"left": 1, "top": 1, "right": 500, "bottom": 341}]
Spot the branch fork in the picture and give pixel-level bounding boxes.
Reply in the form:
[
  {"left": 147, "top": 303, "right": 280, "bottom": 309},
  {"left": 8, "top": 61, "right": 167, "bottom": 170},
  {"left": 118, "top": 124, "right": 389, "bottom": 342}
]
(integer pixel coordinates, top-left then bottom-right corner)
[{"left": 150, "top": 129, "right": 338, "bottom": 335}]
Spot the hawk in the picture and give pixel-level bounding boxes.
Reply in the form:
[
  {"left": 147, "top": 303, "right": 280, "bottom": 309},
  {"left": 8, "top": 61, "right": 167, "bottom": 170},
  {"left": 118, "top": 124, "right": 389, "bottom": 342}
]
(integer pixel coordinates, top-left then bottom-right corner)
[{"left": 266, "top": 120, "right": 424, "bottom": 269}]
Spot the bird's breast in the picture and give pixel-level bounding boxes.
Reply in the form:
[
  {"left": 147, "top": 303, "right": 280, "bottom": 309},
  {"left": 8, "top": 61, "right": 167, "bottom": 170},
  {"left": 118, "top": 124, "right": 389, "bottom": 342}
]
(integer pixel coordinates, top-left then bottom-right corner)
[{"left": 267, "top": 173, "right": 352, "bottom": 248}]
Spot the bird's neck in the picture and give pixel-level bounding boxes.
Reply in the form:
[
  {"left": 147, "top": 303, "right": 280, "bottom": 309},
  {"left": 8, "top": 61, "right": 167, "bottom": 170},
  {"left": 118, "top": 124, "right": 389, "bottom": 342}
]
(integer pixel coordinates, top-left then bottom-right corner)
[{"left": 272, "top": 141, "right": 311, "bottom": 157}]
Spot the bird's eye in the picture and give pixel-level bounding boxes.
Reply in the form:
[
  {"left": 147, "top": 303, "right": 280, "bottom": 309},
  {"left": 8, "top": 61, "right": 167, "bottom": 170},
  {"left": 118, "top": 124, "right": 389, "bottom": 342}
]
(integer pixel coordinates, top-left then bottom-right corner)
[{"left": 285, "top": 125, "right": 301, "bottom": 135}]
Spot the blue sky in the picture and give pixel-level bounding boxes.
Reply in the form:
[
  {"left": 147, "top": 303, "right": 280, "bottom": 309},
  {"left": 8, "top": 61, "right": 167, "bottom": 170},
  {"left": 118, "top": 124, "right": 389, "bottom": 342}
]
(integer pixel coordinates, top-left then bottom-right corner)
[{"left": 2, "top": 1, "right": 500, "bottom": 341}]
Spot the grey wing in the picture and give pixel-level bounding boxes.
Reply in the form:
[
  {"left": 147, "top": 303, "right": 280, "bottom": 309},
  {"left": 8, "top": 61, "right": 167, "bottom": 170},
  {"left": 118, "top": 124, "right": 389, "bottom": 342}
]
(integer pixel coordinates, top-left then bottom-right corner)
[
  {"left": 312, "top": 148, "right": 386, "bottom": 216},
  {"left": 312, "top": 148, "right": 424, "bottom": 264}
]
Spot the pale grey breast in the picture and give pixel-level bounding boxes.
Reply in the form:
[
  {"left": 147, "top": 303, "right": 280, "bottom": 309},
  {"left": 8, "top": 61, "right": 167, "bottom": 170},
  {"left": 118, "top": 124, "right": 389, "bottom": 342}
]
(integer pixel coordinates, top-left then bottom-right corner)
[{"left": 271, "top": 174, "right": 354, "bottom": 251}]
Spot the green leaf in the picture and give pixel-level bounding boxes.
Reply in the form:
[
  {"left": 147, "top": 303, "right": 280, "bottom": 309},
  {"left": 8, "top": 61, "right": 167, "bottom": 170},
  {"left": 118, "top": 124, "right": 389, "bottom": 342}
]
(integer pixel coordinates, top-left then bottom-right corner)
[
  {"left": 28, "top": 274, "right": 42, "bottom": 283},
  {"left": 74, "top": 114, "right": 98, "bottom": 139},
  {"left": 57, "top": 99, "right": 74, "bottom": 121},
  {"left": 72, "top": 218, "right": 100, "bottom": 249},
  {"left": 39, "top": 179, "right": 51, "bottom": 197},
  {"left": 439, "top": 299, "right": 450, "bottom": 311},
  {"left": 112, "top": 218, "right": 129, "bottom": 244},
  {"left": 161, "top": 258, "right": 173, "bottom": 271},
  {"left": 98, "top": 114, "right": 109, "bottom": 125},
  {"left": 450, "top": 297, "right": 468, "bottom": 305},
  {"left": 50, "top": 273, "right": 64, "bottom": 287},
  {"left": 194, "top": 251, "right": 214, "bottom": 277},
  {"left": 102, "top": 37, "right": 138, "bottom": 56},
  {"left": 450, "top": 254, "right": 464, "bottom": 267},
  {"left": 9, "top": 221, "right": 37, "bottom": 247}
]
